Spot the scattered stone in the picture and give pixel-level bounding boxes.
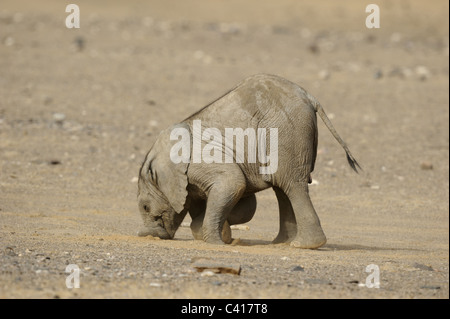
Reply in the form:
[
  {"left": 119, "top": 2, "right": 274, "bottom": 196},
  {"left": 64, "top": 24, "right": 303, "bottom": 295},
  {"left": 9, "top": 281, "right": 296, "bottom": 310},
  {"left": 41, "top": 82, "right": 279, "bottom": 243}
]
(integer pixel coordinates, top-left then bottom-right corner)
[
  {"left": 420, "top": 285, "right": 440, "bottom": 290},
  {"left": 5, "top": 247, "right": 17, "bottom": 256},
  {"left": 74, "top": 36, "right": 85, "bottom": 51},
  {"left": 292, "top": 266, "right": 305, "bottom": 272},
  {"left": 413, "top": 263, "right": 434, "bottom": 271},
  {"left": 280, "top": 257, "right": 290, "bottom": 261},
  {"left": 192, "top": 258, "right": 241, "bottom": 275},
  {"left": 3, "top": 36, "right": 14, "bottom": 46},
  {"left": 230, "top": 225, "right": 250, "bottom": 231},
  {"left": 304, "top": 278, "right": 331, "bottom": 285},
  {"left": 420, "top": 162, "right": 433, "bottom": 170},
  {"left": 200, "top": 271, "right": 216, "bottom": 277},
  {"left": 52, "top": 113, "right": 66, "bottom": 125},
  {"left": 35, "top": 269, "right": 49, "bottom": 274},
  {"left": 48, "top": 160, "right": 62, "bottom": 165},
  {"left": 360, "top": 181, "right": 379, "bottom": 189},
  {"left": 272, "top": 25, "right": 290, "bottom": 35},
  {"left": 149, "top": 282, "right": 162, "bottom": 287},
  {"left": 373, "top": 69, "right": 383, "bottom": 79},
  {"left": 308, "top": 43, "right": 319, "bottom": 55},
  {"left": 390, "top": 32, "right": 402, "bottom": 43},
  {"left": 318, "top": 70, "right": 330, "bottom": 80},
  {"left": 415, "top": 65, "right": 431, "bottom": 81},
  {"left": 43, "top": 96, "right": 53, "bottom": 106}
]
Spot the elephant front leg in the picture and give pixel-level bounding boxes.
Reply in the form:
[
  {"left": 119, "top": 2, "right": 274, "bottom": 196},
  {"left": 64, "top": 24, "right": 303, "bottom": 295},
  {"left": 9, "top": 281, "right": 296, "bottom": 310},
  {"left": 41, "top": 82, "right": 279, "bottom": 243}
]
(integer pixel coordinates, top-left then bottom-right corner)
[
  {"left": 202, "top": 172, "right": 246, "bottom": 245},
  {"left": 272, "top": 187, "right": 297, "bottom": 244},
  {"left": 285, "top": 182, "right": 327, "bottom": 249},
  {"left": 190, "top": 212, "right": 232, "bottom": 244},
  {"left": 189, "top": 199, "right": 232, "bottom": 243}
]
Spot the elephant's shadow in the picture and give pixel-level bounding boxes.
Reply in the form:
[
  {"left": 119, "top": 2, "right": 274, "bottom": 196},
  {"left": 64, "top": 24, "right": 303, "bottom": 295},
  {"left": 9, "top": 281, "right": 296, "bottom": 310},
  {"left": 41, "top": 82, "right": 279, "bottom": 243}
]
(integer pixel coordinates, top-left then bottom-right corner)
[{"left": 229, "top": 239, "right": 418, "bottom": 252}]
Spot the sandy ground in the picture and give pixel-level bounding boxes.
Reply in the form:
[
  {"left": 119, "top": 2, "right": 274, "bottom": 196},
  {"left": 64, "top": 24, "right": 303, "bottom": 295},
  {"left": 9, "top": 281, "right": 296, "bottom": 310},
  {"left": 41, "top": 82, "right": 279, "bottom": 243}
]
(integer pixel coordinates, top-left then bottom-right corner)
[{"left": 0, "top": 0, "right": 448, "bottom": 299}]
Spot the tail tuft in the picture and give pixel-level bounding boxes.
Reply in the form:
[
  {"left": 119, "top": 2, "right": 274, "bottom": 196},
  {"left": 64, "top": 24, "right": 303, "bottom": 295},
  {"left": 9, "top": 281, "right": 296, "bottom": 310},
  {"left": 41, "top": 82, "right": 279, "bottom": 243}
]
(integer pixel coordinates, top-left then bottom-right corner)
[{"left": 346, "top": 151, "right": 362, "bottom": 174}]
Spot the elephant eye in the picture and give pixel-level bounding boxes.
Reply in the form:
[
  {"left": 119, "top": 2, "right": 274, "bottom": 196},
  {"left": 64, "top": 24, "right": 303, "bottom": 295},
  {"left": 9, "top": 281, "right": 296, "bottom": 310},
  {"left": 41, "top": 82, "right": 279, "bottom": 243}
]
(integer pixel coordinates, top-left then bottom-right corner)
[{"left": 143, "top": 204, "right": 150, "bottom": 213}]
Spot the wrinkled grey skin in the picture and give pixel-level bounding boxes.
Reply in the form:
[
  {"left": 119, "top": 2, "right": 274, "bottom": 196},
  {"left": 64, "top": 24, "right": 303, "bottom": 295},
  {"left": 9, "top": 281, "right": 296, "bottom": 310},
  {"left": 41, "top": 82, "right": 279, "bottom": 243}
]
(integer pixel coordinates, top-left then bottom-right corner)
[{"left": 137, "top": 74, "right": 360, "bottom": 249}]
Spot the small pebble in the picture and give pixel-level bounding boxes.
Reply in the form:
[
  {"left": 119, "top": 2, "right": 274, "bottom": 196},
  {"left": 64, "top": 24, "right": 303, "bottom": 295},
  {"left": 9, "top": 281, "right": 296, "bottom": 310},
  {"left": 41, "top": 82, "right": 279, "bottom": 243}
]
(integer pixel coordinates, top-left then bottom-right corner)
[
  {"left": 373, "top": 69, "right": 383, "bottom": 79},
  {"left": 5, "top": 247, "right": 17, "bottom": 256},
  {"left": 53, "top": 113, "right": 66, "bottom": 124},
  {"left": 4, "top": 36, "right": 14, "bottom": 46},
  {"left": 415, "top": 66, "right": 431, "bottom": 81},
  {"left": 420, "top": 162, "right": 433, "bottom": 170},
  {"left": 413, "top": 263, "right": 434, "bottom": 271},
  {"left": 318, "top": 70, "right": 330, "bottom": 80},
  {"left": 201, "top": 271, "right": 216, "bottom": 277}
]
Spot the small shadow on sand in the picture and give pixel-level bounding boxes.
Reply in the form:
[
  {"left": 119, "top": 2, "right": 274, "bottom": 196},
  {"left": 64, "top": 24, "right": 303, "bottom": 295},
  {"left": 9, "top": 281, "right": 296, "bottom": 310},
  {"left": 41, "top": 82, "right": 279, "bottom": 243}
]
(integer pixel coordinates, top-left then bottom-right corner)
[
  {"left": 229, "top": 240, "right": 421, "bottom": 252},
  {"left": 320, "top": 243, "right": 422, "bottom": 252}
]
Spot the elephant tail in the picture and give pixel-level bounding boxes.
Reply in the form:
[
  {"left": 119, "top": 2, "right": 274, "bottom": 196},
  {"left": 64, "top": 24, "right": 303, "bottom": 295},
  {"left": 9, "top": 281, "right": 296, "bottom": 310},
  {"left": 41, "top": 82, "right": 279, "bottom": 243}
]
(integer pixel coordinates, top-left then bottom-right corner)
[{"left": 310, "top": 95, "right": 362, "bottom": 173}]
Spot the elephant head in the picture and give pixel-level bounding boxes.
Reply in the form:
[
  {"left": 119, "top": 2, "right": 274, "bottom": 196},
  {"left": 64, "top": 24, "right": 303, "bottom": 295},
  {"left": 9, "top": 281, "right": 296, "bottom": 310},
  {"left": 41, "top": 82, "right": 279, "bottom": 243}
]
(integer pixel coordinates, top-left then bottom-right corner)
[{"left": 137, "top": 123, "right": 190, "bottom": 239}]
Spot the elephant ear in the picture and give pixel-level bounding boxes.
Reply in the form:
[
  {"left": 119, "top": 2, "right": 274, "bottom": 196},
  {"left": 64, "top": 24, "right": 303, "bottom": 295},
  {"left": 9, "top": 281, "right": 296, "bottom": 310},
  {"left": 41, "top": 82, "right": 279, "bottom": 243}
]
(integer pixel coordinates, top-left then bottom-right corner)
[{"left": 150, "top": 123, "right": 191, "bottom": 213}]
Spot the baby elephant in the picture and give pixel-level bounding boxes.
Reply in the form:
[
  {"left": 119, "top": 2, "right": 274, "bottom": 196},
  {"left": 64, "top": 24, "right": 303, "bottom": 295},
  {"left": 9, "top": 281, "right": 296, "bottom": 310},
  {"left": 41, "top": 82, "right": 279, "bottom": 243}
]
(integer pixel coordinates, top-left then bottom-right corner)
[{"left": 137, "top": 74, "right": 360, "bottom": 249}]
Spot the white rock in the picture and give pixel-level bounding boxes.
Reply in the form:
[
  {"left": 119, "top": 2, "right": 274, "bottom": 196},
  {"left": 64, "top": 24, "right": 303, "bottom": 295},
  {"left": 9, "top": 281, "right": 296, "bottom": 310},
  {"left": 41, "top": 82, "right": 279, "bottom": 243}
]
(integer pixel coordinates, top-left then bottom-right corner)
[
  {"left": 53, "top": 113, "right": 66, "bottom": 124},
  {"left": 201, "top": 271, "right": 216, "bottom": 277},
  {"left": 415, "top": 66, "right": 431, "bottom": 80},
  {"left": 318, "top": 70, "right": 330, "bottom": 80},
  {"left": 4, "top": 36, "right": 14, "bottom": 46}
]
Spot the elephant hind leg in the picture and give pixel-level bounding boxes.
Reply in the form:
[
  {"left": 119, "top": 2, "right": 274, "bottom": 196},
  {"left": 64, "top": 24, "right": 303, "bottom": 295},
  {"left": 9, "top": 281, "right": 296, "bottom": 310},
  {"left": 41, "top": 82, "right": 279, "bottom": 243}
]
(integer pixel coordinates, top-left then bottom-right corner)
[
  {"left": 285, "top": 182, "right": 326, "bottom": 249},
  {"left": 272, "top": 187, "right": 297, "bottom": 244}
]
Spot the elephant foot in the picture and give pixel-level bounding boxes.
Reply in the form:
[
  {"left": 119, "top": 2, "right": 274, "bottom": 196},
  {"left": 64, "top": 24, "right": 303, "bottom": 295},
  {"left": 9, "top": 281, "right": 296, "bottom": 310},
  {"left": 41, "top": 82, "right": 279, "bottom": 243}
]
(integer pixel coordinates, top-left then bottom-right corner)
[
  {"left": 203, "top": 221, "right": 232, "bottom": 245},
  {"left": 290, "top": 229, "right": 327, "bottom": 249},
  {"left": 272, "top": 227, "right": 297, "bottom": 244},
  {"left": 221, "top": 221, "right": 232, "bottom": 244},
  {"left": 191, "top": 219, "right": 232, "bottom": 244},
  {"left": 272, "top": 234, "right": 293, "bottom": 244}
]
